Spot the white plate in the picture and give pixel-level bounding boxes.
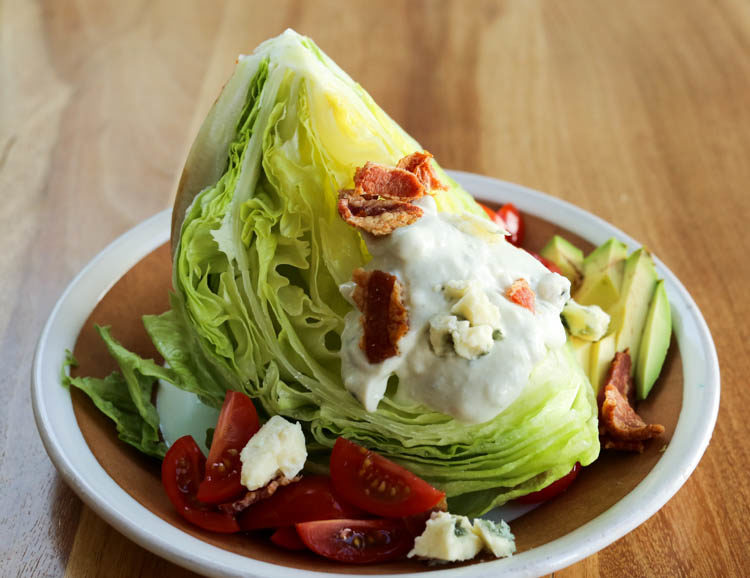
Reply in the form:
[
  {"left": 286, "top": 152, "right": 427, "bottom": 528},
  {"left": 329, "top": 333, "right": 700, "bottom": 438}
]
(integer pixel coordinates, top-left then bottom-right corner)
[{"left": 32, "top": 172, "right": 720, "bottom": 578}]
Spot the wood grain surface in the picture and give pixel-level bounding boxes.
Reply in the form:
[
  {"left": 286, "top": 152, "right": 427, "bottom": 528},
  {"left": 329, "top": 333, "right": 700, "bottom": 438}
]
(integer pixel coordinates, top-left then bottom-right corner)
[{"left": 2, "top": 0, "right": 748, "bottom": 576}]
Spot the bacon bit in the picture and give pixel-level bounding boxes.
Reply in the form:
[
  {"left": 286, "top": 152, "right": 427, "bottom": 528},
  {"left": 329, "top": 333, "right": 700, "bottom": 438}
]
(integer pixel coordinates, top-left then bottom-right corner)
[
  {"left": 337, "top": 189, "right": 423, "bottom": 236},
  {"left": 597, "top": 350, "right": 634, "bottom": 407},
  {"left": 351, "top": 268, "right": 409, "bottom": 364},
  {"left": 217, "top": 475, "right": 301, "bottom": 515},
  {"left": 396, "top": 151, "right": 448, "bottom": 191},
  {"left": 598, "top": 351, "right": 665, "bottom": 450},
  {"left": 337, "top": 151, "right": 447, "bottom": 236},
  {"left": 506, "top": 278, "right": 535, "bottom": 312},
  {"left": 600, "top": 384, "right": 665, "bottom": 441},
  {"left": 601, "top": 436, "right": 645, "bottom": 453},
  {"left": 354, "top": 162, "right": 426, "bottom": 200}
]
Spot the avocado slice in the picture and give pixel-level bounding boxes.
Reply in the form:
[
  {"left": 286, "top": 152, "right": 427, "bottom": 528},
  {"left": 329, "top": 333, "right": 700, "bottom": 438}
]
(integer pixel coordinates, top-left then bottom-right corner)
[
  {"left": 540, "top": 235, "right": 584, "bottom": 287},
  {"left": 568, "top": 337, "right": 593, "bottom": 375},
  {"left": 589, "top": 332, "right": 616, "bottom": 394},
  {"left": 574, "top": 239, "right": 628, "bottom": 310},
  {"left": 635, "top": 280, "right": 672, "bottom": 399},
  {"left": 608, "top": 248, "right": 658, "bottom": 372}
]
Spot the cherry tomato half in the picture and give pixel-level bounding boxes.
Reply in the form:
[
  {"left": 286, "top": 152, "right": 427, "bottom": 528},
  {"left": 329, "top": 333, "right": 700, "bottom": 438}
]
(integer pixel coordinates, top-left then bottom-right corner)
[
  {"left": 196, "top": 391, "right": 259, "bottom": 504},
  {"left": 270, "top": 526, "right": 307, "bottom": 550},
  {"left": 516, "top": 463, "right": 581, "bottom": 504},
  {"left": 238, "top": 475, "right": 366, "bottom": 531},
  {"left": 497, "top": 203, "right": 525, "bottom": 247},
  {"left": 161, "top": 435, "right": 240, "bottom": 533},
  {"left": 329, "top": 438, "right": 445, "bottom": 518},
  {"left": 296, "top": 518, "right": 414, "bottom": 564},
  {"left": 528, "top": 250, "right": 563, "bottom": 275},
  {"left": 479, "top": 202, "right": 498, "bottom": 221}
]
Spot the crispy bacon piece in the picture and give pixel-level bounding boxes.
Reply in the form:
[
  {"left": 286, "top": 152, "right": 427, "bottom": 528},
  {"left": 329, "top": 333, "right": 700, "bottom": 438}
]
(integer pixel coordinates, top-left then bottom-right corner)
[
  {"left": 506, "top": 278, "right": 535, "bottom": 312},
  {"left": 397, "top": 151, "right": 448, "bottom": 191},
  {"left": 351, "top": 268, "right": 409, "bottom": 363},
  {"left": 597, "top": 349, "right": 634, "bottom": 407},
  {"left": 598, "top": 351, "right": 664, "bottom": 451},
  {"left": 601, "top": 436, "right": 646, "bottom": 453},
  {"left": 600, "top": 384, "right": 665, "bottom": 441},
  {"left": 337, "top": 151, "right": 446, "bottom": 236},
  {"left": 354, "top": 162, "right": 426, "bottom": 200},
  {"left": 217, "top": 475, "right": 301, "bottom": 515},
  {"left": 337, "top": 189, "right": 423, "bottom": 236}
]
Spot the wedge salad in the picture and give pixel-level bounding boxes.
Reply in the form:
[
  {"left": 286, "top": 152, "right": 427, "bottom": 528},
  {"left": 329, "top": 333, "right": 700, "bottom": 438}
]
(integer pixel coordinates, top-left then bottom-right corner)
[{"left": 62, "top": 30, "right": 671, "bottom": 565}]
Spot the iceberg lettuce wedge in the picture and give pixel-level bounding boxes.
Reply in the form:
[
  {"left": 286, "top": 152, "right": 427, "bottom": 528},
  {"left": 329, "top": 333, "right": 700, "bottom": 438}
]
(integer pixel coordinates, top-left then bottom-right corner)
[{"left": 69, "top": 30, "right": 599, "bottom": 516}]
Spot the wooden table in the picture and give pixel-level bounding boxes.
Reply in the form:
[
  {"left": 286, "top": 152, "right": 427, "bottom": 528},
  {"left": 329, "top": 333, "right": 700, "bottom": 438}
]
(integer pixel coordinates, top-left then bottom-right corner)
[{"left": 3, "top": 0, "right": 748, "bottom": 575}]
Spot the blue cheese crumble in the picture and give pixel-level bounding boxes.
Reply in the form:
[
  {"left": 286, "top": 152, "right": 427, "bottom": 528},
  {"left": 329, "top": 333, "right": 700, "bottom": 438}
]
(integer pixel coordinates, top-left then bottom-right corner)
[
  {"left": 239, "top": 415, "right": 306, "bottom": 490},
  {"left": 408, "top": 511, "right": 516, "bottom": 562}
]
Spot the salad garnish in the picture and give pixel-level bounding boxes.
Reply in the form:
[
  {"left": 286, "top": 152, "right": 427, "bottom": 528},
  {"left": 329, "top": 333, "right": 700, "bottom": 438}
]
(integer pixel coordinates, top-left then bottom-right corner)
[
  {"left": 337, "top": 188, "right": 424, "bottom": 235},
  {"left": 349, "top": 268, "right": 409, "bottom": 363},
  {"left": 157, "top": 389, "right": 510, "bottom": 564},
  {"left": 506, "top": 278, "right": 536, "bottom": 312},
  {"left": 598, "top": 350, "right": 665, "bottom": 452},
  {"left": 197, "top": 390, "right": 259, "bottom": 503},
  {"left": 336, "top": 151, "right": 445, "bottom": 236}
]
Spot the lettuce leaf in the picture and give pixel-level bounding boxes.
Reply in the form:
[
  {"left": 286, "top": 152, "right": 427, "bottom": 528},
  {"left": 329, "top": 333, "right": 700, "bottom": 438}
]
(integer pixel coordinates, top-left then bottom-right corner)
[
  {"left": 61, "top": 327, "right": 170, "bottom": 458},
  {"left": 68, "top": 30, "right": 599, "bottom": 515}
]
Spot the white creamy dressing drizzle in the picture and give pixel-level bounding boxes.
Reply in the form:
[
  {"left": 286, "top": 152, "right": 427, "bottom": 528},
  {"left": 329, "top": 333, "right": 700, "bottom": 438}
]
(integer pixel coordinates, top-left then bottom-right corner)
[{"left": 339, "top": 196, "right": 571, "bottom": 424}]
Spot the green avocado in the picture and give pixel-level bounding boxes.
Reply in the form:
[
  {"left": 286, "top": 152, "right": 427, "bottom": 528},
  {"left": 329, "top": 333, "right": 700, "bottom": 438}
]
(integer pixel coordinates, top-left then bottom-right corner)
[
  {"left": 540, "top": 235, "right": 584, "bottom": 287},
  {"left": 574, "top": 239, "right": 628, "bottom": 310},
  {"left": 608, "top": 248, "right": 658, "bottom": 372},
  {"left": 635, "top": 280, "right": 672, "bottom": 399},
  {"left": 568, "top": 336, "right": 592, "bottom": 374},
  {"left": 588, "top": 332, "right": 616, "bottom": 394}
]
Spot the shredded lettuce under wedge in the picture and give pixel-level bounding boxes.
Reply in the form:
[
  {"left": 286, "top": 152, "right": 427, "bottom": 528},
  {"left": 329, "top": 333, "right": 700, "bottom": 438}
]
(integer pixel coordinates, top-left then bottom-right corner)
[{"left": 66, "top": 30, "right": 599, "bottom": 516}]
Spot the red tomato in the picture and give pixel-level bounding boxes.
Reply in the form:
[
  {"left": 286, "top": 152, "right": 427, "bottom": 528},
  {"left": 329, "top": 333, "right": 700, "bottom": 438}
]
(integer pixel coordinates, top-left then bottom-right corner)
[
  {"left": 516, "top": 463, "right": 581, "bottom": 504},
  {"left": 196, "top": 391, "right": 259, "bottom": 504},
  {"left": 479, "top": 202, "right": 498, "bottom": 221},
  {"left": 329, "top": 438, "right": 445, "bottom": 518},
  {"left": 161, "top": 435, "right": 240, "bottom": 533},
  {"left": 506, "top": 278, "right": 536, "bottom": 313},
  {"left": 497, "top": 203, "right": 525, "bottom": 246},
  {"left": 528, "top": 250, "right": 563, "bottom": 275},
  {"left": 238, "top": 475, "right": 365, "bottom": 531},
  {"left": 270, "top": 526, "right": 307, "bottom": 550},
  {"left": 296, "top": 518, "right": 413, "bottom": 564}
]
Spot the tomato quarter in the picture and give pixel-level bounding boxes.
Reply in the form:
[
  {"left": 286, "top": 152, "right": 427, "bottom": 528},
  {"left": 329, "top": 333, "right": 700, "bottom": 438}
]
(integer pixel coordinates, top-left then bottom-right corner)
[
  {"left": 497, "top": 203, "right": 525, "bottom": 247},
  {"left": 296, "top": 518, "right": 413, "bottom": 564},
  {"left": 161, "top": 435, "right": 240, "bottom": 533},
  {"left": 506, "top": 278, "right": 536, "bottom": 313},
  {"left": 329, "top": 438, "right": 445, "bottom": 518},
  {"left": 270, "top": 526, "right": 307, "bottom": 550},
  {"left": 238, "top": 475, "right": 366, "bottom": 531},
  {"left": 479, "top": 202, "right": 499, "bottom": 221},
  {"left": 528, "top": 250, "right": 563, "bottom": 275},
  {"left": 196, "top": 391, "right": 259, "bottom": 504},
  {"left": 516, "top": 462, "right": 581, "bottom": 504}
]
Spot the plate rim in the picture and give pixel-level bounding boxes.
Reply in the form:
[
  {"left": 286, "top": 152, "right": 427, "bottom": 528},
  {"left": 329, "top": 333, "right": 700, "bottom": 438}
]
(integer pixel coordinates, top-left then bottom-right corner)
[{"left": 32, "top": 172, "right": 720, "bottom": 578}]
